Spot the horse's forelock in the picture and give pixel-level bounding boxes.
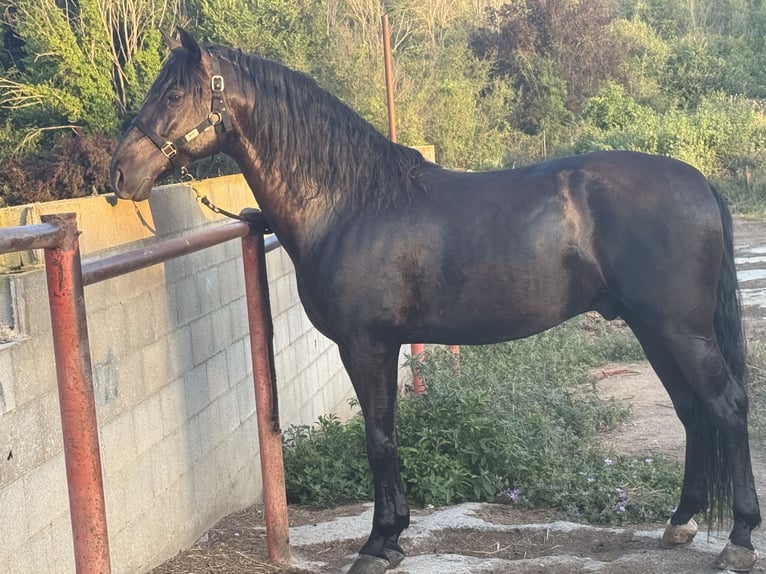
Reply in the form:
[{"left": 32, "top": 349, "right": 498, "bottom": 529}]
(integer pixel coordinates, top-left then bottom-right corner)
[{"left": 149, "top": 47, "right": 207, "bottom": 102}]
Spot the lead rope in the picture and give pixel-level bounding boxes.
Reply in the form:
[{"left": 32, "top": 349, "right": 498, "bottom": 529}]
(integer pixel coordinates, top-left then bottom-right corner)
[
  {"left": 180, "top": 166, "right": 279, "bottom": 429},
  {"left": 180, "top": 167, "right": 273, "bottom": 234}
]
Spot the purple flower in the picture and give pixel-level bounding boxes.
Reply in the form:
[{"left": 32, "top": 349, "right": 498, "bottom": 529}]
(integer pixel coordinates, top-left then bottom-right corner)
[
  {"left": 644, "top": 458, "right": 653, "bottom": 463},
  {"left": 604, "top": 458, "right": 613, "bottom": 467},
  {"left": 510, "top": 488, "right": 523, "bottom": 502},
  {"left": 587, "top": 477, "right": 596, "bottom": 483}
]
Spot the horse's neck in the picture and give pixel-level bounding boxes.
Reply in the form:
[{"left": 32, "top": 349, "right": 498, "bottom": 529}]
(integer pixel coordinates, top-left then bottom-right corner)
[{"left": 233, "top": 148, "right": 337, "bottom": 264}]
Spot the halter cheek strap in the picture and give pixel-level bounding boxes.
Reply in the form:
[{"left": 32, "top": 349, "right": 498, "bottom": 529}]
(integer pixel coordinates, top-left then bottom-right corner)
[{"left": 130, "top": 55, "right": 233, "bottom": 170}]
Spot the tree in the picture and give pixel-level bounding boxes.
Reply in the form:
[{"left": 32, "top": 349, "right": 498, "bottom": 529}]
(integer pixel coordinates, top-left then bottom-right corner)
[
  {"left": 0, "top": 0, "right": 177, "bottom": 142},
  {"left": 471, "top": 0, "right": 625, "bottom": 135},
  {"left": 191, "top": 0, "right": 326, "bottom": 72}
]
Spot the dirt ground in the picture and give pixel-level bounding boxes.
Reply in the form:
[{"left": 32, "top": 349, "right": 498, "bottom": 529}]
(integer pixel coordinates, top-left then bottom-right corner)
[{"left": 149, "top": 219, "right": 766, "bottom": 574}]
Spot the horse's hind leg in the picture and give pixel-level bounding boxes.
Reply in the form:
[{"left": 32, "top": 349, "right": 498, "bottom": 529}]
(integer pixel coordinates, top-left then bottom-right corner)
[
  {"left": 629, "top": 315, "right": 760, "bottom": 569},
  {"left": 339, "top": 339, "right": 408, "bottom": 574},
  {"left": 624, "top": 315, "right": 709, "bottom": 544}
]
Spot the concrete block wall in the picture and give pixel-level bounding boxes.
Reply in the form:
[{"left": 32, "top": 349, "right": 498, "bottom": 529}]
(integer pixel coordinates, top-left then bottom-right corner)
[{"left": 0, "top": 175, "right": 357, "bottom": 573}]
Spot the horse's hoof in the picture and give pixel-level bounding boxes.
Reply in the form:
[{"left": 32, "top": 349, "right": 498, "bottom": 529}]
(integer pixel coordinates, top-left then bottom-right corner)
[
  {"left": 382, "top": 547, "right": 405, "bottom": 568},
  {"left": 715, "top": 541, "right": 758, "bottom": 572},
  {"left": 346, "top": 553, "right": 390, "bottom": 574},
  {"left": 661, "top": 518, "right": 698, "bottom": 547}
]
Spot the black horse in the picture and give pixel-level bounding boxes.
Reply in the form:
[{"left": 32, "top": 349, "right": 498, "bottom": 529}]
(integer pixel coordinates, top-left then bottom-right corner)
[{"left": 110, "top": 29, "right": 760, "bottom": 573}]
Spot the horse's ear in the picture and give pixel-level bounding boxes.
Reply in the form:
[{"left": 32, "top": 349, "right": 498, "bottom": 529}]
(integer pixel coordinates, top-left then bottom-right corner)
[
  {"left": 161, "top": 29, "right": 181, "bottom": 51},
  {"left": 177, "top": 26, "right": 202, "bottom": 65}
]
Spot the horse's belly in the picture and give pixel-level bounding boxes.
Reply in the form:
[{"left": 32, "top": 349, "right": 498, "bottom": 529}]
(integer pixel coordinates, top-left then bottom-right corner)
[{"left": 410, "top": 267, "right": 600, "bottom": 344}]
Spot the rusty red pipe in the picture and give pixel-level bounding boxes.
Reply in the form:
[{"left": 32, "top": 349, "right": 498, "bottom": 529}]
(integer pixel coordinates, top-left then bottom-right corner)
[
  {"left": 41, "top": 213, "right": 111, "bottom": 574},
  {"left": 241, "top": 228, "right": 290, "bottom": 564}
]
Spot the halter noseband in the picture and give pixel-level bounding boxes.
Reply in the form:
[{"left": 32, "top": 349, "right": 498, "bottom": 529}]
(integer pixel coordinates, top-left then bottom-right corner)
[{"left": 130, "top": 54, "right": 233, "bottom": 171}]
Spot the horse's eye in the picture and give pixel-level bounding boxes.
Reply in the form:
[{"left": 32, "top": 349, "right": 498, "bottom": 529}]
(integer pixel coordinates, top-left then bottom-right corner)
[{"left": 166, "top": 92, "right": 183, "bottom": 105}]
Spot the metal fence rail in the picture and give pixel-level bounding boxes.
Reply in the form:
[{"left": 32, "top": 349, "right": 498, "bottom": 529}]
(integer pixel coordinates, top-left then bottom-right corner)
[{"left": 0, "top": 213, "right": 288, "bottom": 573}]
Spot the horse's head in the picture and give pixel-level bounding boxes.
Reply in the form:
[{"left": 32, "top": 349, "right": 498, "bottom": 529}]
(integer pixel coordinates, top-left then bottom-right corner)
[{"left": 110, "top": 28, "right": 233, "bottom": 201}]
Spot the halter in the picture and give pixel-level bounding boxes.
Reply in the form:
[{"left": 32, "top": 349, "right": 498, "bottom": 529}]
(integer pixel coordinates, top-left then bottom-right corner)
[
  {"left": 130, "top": 55, "right": 233, "bottom": 171},
  {"left": 130, "top": 53, "right": 270, "bottom": 230}
]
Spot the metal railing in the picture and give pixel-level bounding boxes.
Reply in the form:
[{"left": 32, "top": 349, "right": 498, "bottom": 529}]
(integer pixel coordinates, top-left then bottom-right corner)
[{"left": 0, "top": 213, "right": 288, "bottom": 573}]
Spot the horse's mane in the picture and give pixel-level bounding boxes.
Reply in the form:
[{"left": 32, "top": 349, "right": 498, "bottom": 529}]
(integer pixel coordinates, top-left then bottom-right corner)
[{"left": 201, "top": 45, "right": 426, "bottom": 210}]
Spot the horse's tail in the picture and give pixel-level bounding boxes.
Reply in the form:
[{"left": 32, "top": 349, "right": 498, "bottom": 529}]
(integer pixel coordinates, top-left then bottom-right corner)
[{"left": 707, "top": 183, "right": 747, "bottom": 525}]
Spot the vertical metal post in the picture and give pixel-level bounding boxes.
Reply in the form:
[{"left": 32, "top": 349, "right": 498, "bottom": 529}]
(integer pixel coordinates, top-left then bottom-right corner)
[
  {"left": 41, "top": 213, "right": 111, "bottom": 574},
  {"left": 410, "top": 343, "right": 426, "bottom": 395},
  {"left": 241, "top": 228, "right": 290, "bottom": 564},
  {"left": 382, "top": 13, "right": 427, "bottom": 393},
  {"left": 382, "top": 13, "right": 397, "bottom": 143}
]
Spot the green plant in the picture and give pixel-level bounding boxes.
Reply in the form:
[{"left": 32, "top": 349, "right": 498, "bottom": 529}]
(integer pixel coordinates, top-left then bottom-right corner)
[{"left": 282, "top": 414, "right": 372, "bottom": 506}]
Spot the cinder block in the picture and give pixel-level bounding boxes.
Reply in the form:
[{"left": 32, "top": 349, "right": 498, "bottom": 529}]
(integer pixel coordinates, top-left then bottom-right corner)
[
  {"left": 228, "top": 298, "right": 249, "bottom": 341},
  {"left": 273, "top": 275, "right": 292, "bottom": 315},
  {"left": 211, "top": 306, "right": 233, "bottom": 355},
  {"left": 47, "top": 510, "right": 75, "bottom": 573},
  {"left": 94, "top": 348, "right": 145, "bottom": 424},
  {"left": 236, "top": 377, "right": 256, "bottom": 423},
  {"left": 286, "top": 305, "right": 303, "bottom": 343},
  {"left": 10, "top": 335, "right": 56, "bottom": 407},
  {"left": 141, "top": 337, "right": 172, "bottom": 396},
  {"left": 197, "top": 266, "right": 220, "bottom": 316},
  {"left": 93, "top": 348, "right": 121, "bottom": 409},
  {"left": 6, "top": 402, "right": 45, "bottom": 481},
  {"left": 0, "top": 347, "right": 15, "bottom": 414},
  {"left": 132, "top": 392, "right": 163, "bottom": 457},
  {"left": 265, "top": 248, "right": 286, "bottom": 280},
  {"left": 294, "top": 335, "right": 310, "bottom": 376},
  {"left": 0, "top": 475, "right": 28, "bottom": 552},
  {"left": 38, "top": 391, "right": 63, "bottom": 460},
  {"left": 276, "top": 344, "right": 297, "bottom": 384},
  {"left": 163, "top": 257, "right": 186, "bottom": 283},
  {"left": 122, "top": 296, "right": 156, "bottom": 353},
  {"left": 159, "top": 380, "right": 186, "bottom": 437},
  {"left": 272, "top": 313, "right": 290, "bottom": 353},
  {"left": 151, "top": 431, "right": 188, "bottom": 495},
  {"left": 191, "top": 449, "right": 219, "bottom": 516},
  {"left": 12, "top": 270, "right": 51, "bottom": 338},
  {"left": 288, "top": 275, "right": 300, "bottom": 304},
  {"left": 189, "top": 314, "right": 214, "bottom": 367},
  {"left": 147, "top": 286, "right": 174, "bottom": 341},
  {"left": 218, "top": 387, "right": 241, "bottom": 438},
  {"left": 244, "top": 334, "right": 252, "bottom": 373},
  {"left": 103, "top": 467, "right": 128, "bottom": 534},
  {"left": 183, "top": 363, "right": 209, "bottom": 417},
  {"left": 188, "top": 407, "right": 215, "bottom": 463},
  {"left": 23, "top": 454, "right": 67, "bottom": 534},
  {"left": 99, "top": 410, "right": 137, "bottom": 476},
  {"left": 121, "top": 450, "right": 159, "bottom": 525},
  {"left": 206, "top": 350, "right": 228, "bottom": 401},
  {"left": 218, "top": 258, "right": 244, "bottom": 306},
  {"left": 87, "top": 303, "right": 128, "bottom": 365},
  {"left": 225, "top": 338, "right": 247, "bottom": 389},
  {"left": 174, "top": 274, "right": 201, "bottom": 327},
  {"left": 5, "top": 523, "right": 51, "bottom": 574},
  {"left": 166, "top": 325, "right": 193, "bottom": 381}
]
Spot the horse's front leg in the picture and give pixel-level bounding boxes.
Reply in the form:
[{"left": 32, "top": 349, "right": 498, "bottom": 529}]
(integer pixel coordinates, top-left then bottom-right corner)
[{"left": 340, "top": 340, "right": 408, "bottom": 574}]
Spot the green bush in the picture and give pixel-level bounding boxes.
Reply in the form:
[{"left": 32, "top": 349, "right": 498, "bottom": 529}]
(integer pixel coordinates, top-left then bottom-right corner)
[
  {"left": 282, "top": 317, "right": 683, "bottom": 524},
  {"left": 282, "top": 414, "right": 372, "bottom": 506}
]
